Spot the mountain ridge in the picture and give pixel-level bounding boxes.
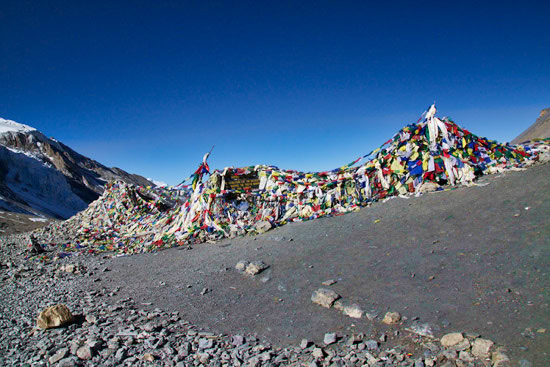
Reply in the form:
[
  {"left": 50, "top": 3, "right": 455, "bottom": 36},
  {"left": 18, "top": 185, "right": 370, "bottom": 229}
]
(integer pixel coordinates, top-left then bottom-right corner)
[
  {"left": 0, "top": 117, "right": 153, "bottom": 219},
  {"left": 511, "top": 107, "right": 550, "bottom": 144}
]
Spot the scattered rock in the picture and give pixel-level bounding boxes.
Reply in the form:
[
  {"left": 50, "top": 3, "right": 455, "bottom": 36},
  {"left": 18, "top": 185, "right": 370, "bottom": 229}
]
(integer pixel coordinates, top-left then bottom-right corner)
[
  {"left": 492, "top": 348, "right": 511, "bottom": 367},
  {"left": 49, "top": 348, "right": 69, "bottom": 364},
  {"left": 311, "top": 288, "right": 340, "bottom": 308},
  {"left": 408, "top": 322, "right": 435, "bottom": 338},
  {"left": 365, "top": 340, "right": 379, "bottom": 350},
  {"left": 312, "top": 347, "right": 324, "bottom": 359},
  {"left": 471, "top": 338, "right": 494, "bottom": 358},
  {"left": 235, "top": 260, "right": 249, "bottom": 271},
  {"left": 321, "top": 279, "right": 337, "bottom": 286},
  {"left": 142, "top": 353, "right": 155, "bottom": 361},
  {"left": 76, "top": 345, "right": 93, "bottom": 360},
  {"left": 300, "top": 339, "right": 310, "bottom": 349},
  {"left": 85, "top": 314, "right": 97, "bottom": 324},
  {"left": 199, "top": 338, "right": 214, "bottom": 349},
  {"left": 333, "top": 300, "right": 364, "bottom": 318},
  {"left": 36, "top": 304, "right": 73, "bottom": 329},
  {"left": 245, "top": 261, "right": 269, "bottom": 275},
  {"left": 382, "top": 311, "right": 401, "bottom": 324},
  {"left": 324, "top": 333, "right": 337, "bottom": 345},
  {"left": 232, "top": 335, "right": 245, "bottom": 346}
]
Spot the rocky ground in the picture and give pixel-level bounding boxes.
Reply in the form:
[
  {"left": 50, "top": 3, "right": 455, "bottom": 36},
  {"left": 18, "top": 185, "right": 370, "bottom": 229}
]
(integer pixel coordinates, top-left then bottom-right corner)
[
  {"left": 0, "top": 164, "right": 548, "bottom": 366},
  {"left": 0, "top": 211, "right": 56, "bottom": 236}
]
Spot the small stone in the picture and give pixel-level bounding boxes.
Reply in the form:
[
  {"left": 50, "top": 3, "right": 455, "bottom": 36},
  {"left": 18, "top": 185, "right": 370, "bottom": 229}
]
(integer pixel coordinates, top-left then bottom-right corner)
[
  {"left": 62, "top": 264, "right": 76, "bottom": 273},
  {"left": 300, "top": 339, "right": 310, "bottom": 349},
  {"left": 366, "top": 312, "right": 378, "bottom": 321},
  {"left": 235, "top": 261, "right": 249, "bottom": 271},
  {"left": 49, "top": 348, "right": 68, "bottom": 364},
  {"left": 440, "top": 332, "right": 464, "bottom": 347},
  {"left": 311, "top": 288, "right": 340, "bottom": 308},
  {"left": 312, "top": 347, "right": 324, "bottom": 358},
  {"left": 324, "top": 333, "right": 337, "bottom": 345},
  {"left": 343, "top": 303, "right": 364, "bottom": 318},
  {"left": 322, "top": 279, "right": 337, "bottom": 286},
  {"left": 76, "top": 345, "right": 93, "bottom": 360},
  {"left": 200, "top": 288, "right": 210, "bottom": 295},
  {"left": 382, "top": 311, "right": 401, "bottom": 324},
  {"left": 85, "top": 314, "right": 97, "bottom": 324},
  {"left": 58, "top": 357, "right": 78, "bottom": 367},
  {"left": 471, "top": 338, "right": 494, "bottom": 358},
  {"left": 409, "top": 322, "right": 435, "bottom": 337},
  {"left": 37, "top": 304, "right": 73, "bottom": 329},
  {"left": 232, "top": 335, "right": 245, "bottom": 346},
  {"left": 115, "top": 347, "right": 127, "bottom": 361},
  {"left": 143, "top": 353, "right": 155, "bottom": 361},
  {"left": 365, "top": 340, "right": 379, "bottom": 350},
  {"left": 199, "top": 338, "right": 214, "bottom": 349},
  {"left": 458, "top": 351, "right": 474, "bottom": 362},
  {"left": 334, "top": 300, "right": 364, "bottom": 318},
  {"left": 245, "top": 261, "right": 269, "bottom": 275}
]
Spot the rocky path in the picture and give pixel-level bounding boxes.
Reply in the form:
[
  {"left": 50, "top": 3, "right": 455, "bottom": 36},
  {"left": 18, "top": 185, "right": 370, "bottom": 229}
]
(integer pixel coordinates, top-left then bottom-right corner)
[{"left": 1, "top": 163, "right": 548, "bottom": 366}]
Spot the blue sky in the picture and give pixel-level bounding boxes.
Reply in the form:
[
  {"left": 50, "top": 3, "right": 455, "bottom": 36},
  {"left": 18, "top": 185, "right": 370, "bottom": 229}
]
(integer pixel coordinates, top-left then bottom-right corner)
[{"left": 1, "top": 1, "right": 549, "bottom": 185}]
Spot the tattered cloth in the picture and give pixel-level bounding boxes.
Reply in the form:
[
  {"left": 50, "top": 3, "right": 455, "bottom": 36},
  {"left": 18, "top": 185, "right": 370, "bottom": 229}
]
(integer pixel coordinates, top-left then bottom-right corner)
[{"left": 34, "top": 107, "right": 549, "bottom": 256}]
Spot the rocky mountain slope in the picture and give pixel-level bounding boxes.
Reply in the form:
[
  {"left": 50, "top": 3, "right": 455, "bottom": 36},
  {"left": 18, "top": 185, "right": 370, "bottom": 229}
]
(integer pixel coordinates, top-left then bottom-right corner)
[
  {"left": 0, "top": 118, "right": 152, "bottom": 219},
  {"left": 511, "top": 107, "right": 550, "bottom": 144}
]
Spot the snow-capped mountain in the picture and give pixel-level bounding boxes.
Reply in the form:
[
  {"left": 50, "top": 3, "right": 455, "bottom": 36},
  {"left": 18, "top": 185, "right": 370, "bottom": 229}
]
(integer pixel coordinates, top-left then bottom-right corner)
[{"left": 0, "top": 117, "right": 153, "bottom": 219}]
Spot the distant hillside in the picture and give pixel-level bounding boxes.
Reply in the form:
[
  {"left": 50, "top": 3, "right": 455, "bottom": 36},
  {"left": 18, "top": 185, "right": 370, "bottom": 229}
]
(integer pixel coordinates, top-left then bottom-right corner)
[
  {"left": 0, "top": 118, "right": 153, "bottom": 219},
  {"left": 512, "top": 108, "right": 550, "bottom": 144}
]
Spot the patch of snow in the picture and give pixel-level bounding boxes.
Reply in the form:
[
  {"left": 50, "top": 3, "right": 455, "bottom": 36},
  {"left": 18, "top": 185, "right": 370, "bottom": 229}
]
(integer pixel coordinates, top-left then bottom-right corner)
[
  {"left": 4, "top": 146, "right": 54, "bottom": 169},
  {"left": 28, "top": 217, "right": 48, "bottom": 222},
  {"left": 0, "top": 118, "right": 36, "bottom": 135}
]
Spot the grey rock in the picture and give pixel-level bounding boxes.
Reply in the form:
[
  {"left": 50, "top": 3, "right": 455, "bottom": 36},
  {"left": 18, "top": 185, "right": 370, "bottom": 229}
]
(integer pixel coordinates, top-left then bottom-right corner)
[
  {"left": 232, "top": 335, "right": 245, "bottom": 346},
  {"left": 199, "top": 338, "right": 214, "bottom": 349},
  {"left": 324, "top": 333, "right": 337, "bottom": 345},
  {"left": 57, "top": 357, "right": 78, "bottom": 367},
  {"left": 311, "top": 288, "right": 340, "bottom": 308},
  {"left": 365, "top": 340, "right": 379, "bottom": 350},
  {"left": 408, "top": 322, "right": 435, "bottom": 337},
  {"left": 312, "top": 347, "right": 324, "bottom": 358},
  {"left": 49, "top": 348, "right": 68, "bottom": 364},
  {"left": 76, "top": 345, "right": 93, "bottom": 360},
  {"left": 471, "top": 338, "right": 494, "bottom": 358}
]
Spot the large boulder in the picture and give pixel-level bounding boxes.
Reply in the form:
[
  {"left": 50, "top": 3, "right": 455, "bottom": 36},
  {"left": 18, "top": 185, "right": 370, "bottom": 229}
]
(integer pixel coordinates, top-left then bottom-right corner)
[{"left": 37, "top": 304, "right": 73, "bottom": 329}]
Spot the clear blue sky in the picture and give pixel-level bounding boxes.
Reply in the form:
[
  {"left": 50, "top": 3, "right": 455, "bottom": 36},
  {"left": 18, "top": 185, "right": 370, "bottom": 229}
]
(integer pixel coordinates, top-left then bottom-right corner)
[{"left": 1, "top": 1, "right": 549, "bottom": 185}]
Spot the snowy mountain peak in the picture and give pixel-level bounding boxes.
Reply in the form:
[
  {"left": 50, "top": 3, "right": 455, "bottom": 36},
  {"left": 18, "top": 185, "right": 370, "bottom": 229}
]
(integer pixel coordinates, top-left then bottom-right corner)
[{"left": 0, "top": 117, "right": 36, "bottom": 135}]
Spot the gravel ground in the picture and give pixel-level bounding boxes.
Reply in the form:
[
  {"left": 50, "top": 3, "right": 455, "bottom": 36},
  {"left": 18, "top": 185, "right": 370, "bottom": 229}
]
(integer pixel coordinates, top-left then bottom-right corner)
[{"left": 0, "top": 163, "right": 548, "bottom": 366}]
